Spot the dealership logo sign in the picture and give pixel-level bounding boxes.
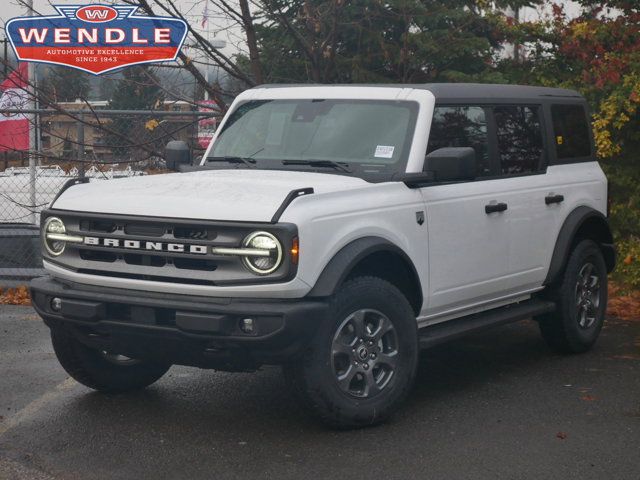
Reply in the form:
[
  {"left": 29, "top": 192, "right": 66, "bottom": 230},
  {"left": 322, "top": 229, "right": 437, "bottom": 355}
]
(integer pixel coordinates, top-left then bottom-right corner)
[{"left": 5, "top": 5, "right": 188, "bottom": 75}]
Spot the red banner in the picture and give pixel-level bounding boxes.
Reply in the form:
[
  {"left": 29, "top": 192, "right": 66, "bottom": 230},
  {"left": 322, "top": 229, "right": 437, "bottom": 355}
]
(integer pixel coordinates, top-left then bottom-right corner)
[
  {"left": 0, "top": 63, "right": 29, "bottom": 152},
  {"left": 198, "top": 100, "right": 219, "bottom": 149}
]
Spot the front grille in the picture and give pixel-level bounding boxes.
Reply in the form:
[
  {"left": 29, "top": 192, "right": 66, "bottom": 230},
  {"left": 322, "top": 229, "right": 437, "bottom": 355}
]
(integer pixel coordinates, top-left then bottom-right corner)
[
  {"left": 79, "top": 219, "right": 117, "bottom": 233},
  {"left": 43, "top": 211, "right": 297, "bottom": 286},
  {"left": 124, "top": 223, "right": 165, "bottom": 237},
  {"left": 79, "top": 250, "right": 117, "bottom": 263},
  {"left": 173, "top": 225, "right": 211, "bottom": 240},
  {"left": 122, "top": 253, "right": 167, "bottom": 267}
]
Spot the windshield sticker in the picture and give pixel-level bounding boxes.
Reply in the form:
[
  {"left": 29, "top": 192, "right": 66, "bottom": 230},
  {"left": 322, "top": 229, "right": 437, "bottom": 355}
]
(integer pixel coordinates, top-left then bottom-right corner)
[{"left": 374, "top": 145, "right": 395, "bottom": 158}]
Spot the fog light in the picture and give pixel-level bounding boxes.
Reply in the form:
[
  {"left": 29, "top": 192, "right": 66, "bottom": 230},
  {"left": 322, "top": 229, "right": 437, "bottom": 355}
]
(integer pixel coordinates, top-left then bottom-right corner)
[
  {"left": 50, "top": 297, "right": 62, "bottom": 312},
  {"left": 239, "top": 318, "right": 255, "bottom": 334}
]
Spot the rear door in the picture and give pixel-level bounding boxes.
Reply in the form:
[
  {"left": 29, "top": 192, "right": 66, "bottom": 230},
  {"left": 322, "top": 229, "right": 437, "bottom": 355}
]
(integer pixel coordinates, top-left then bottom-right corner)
[{"left": 489, "top": 105, "right": 554, "bottom": 294}]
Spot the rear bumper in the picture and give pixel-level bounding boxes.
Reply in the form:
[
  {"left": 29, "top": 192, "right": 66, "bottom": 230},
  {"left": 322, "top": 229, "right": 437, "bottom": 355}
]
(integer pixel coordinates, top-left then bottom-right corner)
[{"left": 30, "top": 276, "right": 328, "bottom": 370}]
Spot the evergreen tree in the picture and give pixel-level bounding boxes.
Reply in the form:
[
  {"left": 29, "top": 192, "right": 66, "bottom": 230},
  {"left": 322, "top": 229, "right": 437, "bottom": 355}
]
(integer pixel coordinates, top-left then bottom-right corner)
[
  {"left": 106, "top": 67, "right": 164, "bottom": 159},
  {"left": 251, "top": 0, "right": 543, "bottom": 84},
  {"left": 45, "top": 67, "right": 91, "bottom": 102}
]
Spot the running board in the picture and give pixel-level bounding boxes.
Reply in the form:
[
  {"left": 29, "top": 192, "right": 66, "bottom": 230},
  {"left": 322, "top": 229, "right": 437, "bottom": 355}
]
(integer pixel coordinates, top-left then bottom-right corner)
[{"left": 418, "top": 299, "right": 556, "bottom": 349}]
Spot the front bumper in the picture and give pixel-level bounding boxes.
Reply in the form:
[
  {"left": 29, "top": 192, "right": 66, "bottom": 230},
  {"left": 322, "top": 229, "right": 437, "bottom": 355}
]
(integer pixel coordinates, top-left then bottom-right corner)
[{"left": 30, "top": 276, "right": 328, "bottom": 370}]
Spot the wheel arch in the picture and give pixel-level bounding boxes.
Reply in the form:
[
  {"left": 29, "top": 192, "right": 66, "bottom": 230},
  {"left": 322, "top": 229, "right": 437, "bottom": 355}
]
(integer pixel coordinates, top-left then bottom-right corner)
[
  {"left": 306, "top": 237, "right": 423, "bottom": 316},
  {"left": 544, "top": 206, "right": 616, "bottom": 285}
]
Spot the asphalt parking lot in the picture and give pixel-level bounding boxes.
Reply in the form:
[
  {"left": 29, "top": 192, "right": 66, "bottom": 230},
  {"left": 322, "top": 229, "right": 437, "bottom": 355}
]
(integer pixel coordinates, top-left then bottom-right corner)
[{"left": 0, "top": 305, "right": 638, "bottom": 480}]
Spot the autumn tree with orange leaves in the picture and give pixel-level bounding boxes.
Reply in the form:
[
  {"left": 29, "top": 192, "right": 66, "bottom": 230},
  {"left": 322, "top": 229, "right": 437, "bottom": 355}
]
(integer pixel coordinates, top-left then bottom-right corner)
[{"left": 510, "top": 1, "right": 640, "bottom": 290}]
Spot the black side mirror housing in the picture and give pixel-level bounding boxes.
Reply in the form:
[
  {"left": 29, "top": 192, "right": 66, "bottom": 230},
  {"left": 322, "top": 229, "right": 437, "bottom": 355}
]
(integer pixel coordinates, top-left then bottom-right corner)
[
  {"left": 425, "top": 147, "right": 476, "bottom": 182},
  {"left": 401, "top": 171, "right": 435, "bottom": 188},
  {"left": 165, "top": 140, "right": 192, "bottom": 171}
]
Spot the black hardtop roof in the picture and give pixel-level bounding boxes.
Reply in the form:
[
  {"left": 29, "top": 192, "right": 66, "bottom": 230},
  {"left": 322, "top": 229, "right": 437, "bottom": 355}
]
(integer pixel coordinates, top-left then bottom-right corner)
[{"left": 256, "top": 83, "right": 584, "bottom": 103}]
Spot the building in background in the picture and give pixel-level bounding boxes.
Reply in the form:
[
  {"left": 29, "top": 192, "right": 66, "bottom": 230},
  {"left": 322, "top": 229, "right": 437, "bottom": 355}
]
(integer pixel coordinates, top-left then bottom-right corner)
[{"left": 40, "top": 100, "right": 198, "bottom": 163}]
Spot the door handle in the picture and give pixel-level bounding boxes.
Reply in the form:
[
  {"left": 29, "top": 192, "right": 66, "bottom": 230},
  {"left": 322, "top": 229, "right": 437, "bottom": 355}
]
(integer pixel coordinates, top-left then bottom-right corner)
[
  {"left": 485, "top": 202, "right": 508, "bottom": 214},
  {"left": 545, "top": 194, "right": 564, "bottom": 205}
]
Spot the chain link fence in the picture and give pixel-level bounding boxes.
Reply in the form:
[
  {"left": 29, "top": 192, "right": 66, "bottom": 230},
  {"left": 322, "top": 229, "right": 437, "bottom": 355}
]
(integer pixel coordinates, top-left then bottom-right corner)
[{"left": 0, "top": 108, "right": 218, "bottom": 286}]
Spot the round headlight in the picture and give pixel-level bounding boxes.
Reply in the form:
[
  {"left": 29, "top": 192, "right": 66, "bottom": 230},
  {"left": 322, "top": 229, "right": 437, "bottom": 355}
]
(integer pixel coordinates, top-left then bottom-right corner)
[
  {"left": 43, "top": 217, "right": 66, "bottom": 256},
  {"left": 242, "top": 231, "right": 283, "bottom": 275}
]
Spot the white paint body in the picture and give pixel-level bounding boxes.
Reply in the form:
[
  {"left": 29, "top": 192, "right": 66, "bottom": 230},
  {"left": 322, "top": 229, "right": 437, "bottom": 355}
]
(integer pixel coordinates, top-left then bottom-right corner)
[{"left": 48, "top": 86, "right": 608, "bottom": 325}]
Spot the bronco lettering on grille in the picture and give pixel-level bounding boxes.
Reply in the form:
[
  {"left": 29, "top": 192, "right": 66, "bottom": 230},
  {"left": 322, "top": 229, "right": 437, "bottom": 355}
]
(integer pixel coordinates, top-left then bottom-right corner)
[{"left": 83, "top": 236, "right": 207, "bottom": 254}]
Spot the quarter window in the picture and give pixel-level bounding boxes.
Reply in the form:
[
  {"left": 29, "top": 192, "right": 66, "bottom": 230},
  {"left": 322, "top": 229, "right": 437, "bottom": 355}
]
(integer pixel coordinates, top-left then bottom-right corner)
[
  {"left": 427, "top": 106, "right": 491, "bottom": 176},
  {"left": 551, "top": 104, "right": 592, "bottom": 159},
  {"left": 494, "top": 106, "right": 544, "bottom": 175}
]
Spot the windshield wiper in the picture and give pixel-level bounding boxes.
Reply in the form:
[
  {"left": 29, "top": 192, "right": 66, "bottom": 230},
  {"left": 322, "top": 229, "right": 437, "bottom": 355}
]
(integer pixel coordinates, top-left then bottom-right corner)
[
  {"left": 282, "top": 159, "right": 352, "bottom": 173},
  {"left": 206, "top": 156, "right": 257, "bottom": 168}
]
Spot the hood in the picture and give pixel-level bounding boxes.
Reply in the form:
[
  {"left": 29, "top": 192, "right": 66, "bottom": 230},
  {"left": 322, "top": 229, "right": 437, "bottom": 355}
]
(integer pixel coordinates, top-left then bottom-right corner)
[{"left": 52, "top": 169, "right": 369, "bottom": 222}]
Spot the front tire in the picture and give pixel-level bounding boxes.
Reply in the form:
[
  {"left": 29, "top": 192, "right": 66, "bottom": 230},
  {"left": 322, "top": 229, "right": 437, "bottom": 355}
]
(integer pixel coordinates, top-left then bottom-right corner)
[
  {"left": 284, "top": 277, "right": 418, "bottom": 429},
  {"left": 51, "top": 326, "right": 170, "bottom": 393},
  {"left": 538, "top": 239, "right": 608, "bottom": 353}
]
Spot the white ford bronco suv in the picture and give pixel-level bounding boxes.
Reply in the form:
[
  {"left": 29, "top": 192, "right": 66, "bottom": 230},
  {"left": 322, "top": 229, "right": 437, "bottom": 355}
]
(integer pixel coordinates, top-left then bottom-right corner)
[{"left": 31, "top": 84, "right": 615, "bottom": 428}]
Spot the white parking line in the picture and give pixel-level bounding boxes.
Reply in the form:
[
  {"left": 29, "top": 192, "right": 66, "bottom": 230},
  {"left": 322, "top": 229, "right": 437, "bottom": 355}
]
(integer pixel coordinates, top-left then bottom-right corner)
[{"left": 0, "top": 377, "right": 76, "bottom": 438}]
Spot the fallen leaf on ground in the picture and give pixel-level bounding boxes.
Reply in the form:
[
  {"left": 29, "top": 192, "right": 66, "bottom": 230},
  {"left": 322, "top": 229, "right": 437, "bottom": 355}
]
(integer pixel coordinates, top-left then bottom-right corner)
[
  {"left": 0, "top": 286, "right": 31, "bottom": 306},
  {"left": 611, "top": 354, "right": 640, "bottom": 360},
  {"left": 581, "top": 395, "right": 597, "bottom": 401},
  {"left": 607, "top": 282, "right": 640, "bottom": 321}
]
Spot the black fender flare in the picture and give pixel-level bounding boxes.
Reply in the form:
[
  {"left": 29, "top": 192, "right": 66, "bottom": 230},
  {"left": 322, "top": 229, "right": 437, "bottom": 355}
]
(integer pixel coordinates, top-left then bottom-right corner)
[
  {"left": 306, "top": 236, "right": 422, "bottom": 302},
  {"left": 544, "top": 206, "right": 616, "bottom": 285}
]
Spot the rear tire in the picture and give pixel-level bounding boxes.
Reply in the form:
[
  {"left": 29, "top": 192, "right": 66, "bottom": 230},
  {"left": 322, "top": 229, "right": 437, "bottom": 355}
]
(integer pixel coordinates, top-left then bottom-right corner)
[
  {"left": 284, "top": 276, "right": 418, "bottom": 429},
  {"left": 538, "top": 239, "right": 608, "bottom": 353},
  {"left": 51, "top": 326, "right": 170, "bottom": 393}
]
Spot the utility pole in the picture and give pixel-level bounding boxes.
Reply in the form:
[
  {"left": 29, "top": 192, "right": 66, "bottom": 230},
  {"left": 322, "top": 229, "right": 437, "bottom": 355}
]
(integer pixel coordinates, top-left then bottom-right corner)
[
  {"left": 26, "top": 0, "right": 37, "bottom": 224},
  {"left": 2, "top": 38, "right": 7, "bottom": 77},
  {"left": 2, "top": 38, "right": 7, "bottom": 170},
  {"left": 77, "top": 114, "right": 85, "bottom": 178},
  {"left": 513, "top": 7, "right": 521, "bottom": 63}
]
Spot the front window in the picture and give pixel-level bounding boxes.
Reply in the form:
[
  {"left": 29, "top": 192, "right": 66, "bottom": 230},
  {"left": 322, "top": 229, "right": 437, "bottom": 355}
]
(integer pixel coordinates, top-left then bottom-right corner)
[
  {"left": 427, "top": 106, "right": 491, "bottom": 176},
  {"left": 208, "top": 99, "right": 419, "bottom": 181}
]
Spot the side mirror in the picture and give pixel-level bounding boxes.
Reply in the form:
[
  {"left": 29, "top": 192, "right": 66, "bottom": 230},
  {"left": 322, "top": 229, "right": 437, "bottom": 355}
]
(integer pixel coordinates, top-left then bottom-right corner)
[
  {"left": 165, "top": 140, "right": 192, "bottom": 171},
  {"left": 401, "top": 171, "right": 435, "bottom": 188},
  {"left": 425, "top": 147, "right": 476, "bottom": 182}
]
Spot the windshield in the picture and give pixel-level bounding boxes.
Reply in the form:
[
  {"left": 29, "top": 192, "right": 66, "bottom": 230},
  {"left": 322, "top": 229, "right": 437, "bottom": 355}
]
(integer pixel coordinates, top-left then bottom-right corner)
[{"left": 208, "top": 99, "right": 418, "bottom": 181}]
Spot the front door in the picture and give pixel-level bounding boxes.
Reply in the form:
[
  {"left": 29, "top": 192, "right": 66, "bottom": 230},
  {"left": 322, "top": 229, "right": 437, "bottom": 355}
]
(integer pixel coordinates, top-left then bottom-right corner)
[
  {"left": 421, "top": 179, "right": 512, "bottom": 318},
  {"left": 420, "top": 106, "right": 511, "bottom": 319}
]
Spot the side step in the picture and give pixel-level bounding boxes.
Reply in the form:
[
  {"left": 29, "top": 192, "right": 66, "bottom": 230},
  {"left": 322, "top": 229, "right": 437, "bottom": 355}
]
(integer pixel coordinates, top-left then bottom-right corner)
[{"left": 418, "top": 299, "right": 556, "bottom": 349}]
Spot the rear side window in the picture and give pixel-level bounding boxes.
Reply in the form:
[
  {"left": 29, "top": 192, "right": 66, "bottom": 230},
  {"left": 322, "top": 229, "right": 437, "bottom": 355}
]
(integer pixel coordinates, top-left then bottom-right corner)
[
  {"left": 427, "top": 106, "right": 491, "bottom": 176},
  {"left": 494, "top": 106, "right": 544, "bottom": 175},
  {"left": 551, "top": 104, "right": 592, "bottom": 159}
]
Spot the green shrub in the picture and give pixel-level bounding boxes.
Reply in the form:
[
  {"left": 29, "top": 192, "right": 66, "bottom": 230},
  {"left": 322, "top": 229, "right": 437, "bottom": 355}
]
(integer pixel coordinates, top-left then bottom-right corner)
[
  {"left": 613, "top": 236, "right": 640, "bottom": 290},
  {"left": 600, "top": 157, "right": 640, "bottom": 291}
]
